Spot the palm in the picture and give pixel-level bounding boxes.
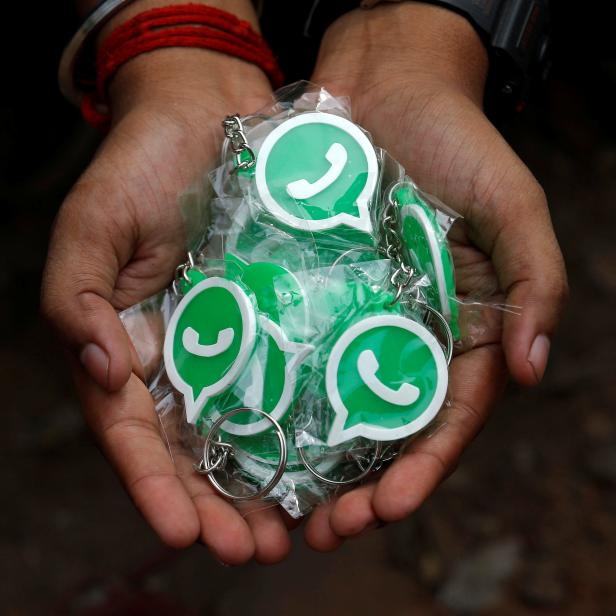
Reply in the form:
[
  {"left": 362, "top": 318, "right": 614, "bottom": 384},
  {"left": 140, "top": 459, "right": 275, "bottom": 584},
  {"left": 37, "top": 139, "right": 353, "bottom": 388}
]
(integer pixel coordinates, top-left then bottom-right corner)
[{"left": 87, "top": 108, "right": 221, "bottom": 312}]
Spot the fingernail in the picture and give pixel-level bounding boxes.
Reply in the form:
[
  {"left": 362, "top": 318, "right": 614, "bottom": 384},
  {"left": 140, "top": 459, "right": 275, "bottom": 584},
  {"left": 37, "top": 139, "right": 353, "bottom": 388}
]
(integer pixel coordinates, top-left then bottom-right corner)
[
  {"left": 528, "top": 334, "right": 550, "bottom": 383},
  {"left": 80, "top": 343, "right": 110, "bottom": 388}
]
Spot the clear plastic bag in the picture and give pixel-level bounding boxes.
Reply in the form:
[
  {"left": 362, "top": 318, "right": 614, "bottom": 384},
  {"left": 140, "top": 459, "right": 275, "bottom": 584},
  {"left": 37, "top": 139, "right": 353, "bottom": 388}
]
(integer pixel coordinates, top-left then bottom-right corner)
[{"left": 120, "top": 82, "right": 500, "bottom": 518}]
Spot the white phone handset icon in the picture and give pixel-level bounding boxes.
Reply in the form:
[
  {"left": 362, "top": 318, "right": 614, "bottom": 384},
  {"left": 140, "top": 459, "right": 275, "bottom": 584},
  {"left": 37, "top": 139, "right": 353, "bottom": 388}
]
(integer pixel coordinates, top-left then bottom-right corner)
[
  {"left": 286, "top": 142, "right": 347, "bottom": 199},
  {"left": 357, "top": 349, "right": 420, "bottom": 406},
  {"left": 182, "top": 326, "right": 234, "bottom": 357}
]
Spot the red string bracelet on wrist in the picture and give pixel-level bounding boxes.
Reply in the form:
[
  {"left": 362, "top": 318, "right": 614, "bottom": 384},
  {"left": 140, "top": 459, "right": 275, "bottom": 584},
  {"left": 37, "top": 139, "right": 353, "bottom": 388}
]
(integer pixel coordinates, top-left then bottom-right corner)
[{"left": 82, "top": 4, "right": 284, "bottom": 130}]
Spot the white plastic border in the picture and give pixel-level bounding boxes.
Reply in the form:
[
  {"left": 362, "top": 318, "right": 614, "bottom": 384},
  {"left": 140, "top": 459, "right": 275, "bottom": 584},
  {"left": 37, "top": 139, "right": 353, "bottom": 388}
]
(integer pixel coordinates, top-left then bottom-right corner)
[{"left": 255, "top": 112, "right": 378, "bottom": 233}]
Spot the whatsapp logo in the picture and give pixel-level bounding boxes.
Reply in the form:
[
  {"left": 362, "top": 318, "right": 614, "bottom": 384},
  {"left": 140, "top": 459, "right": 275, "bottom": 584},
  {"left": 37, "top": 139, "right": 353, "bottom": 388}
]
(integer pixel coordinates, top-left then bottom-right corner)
[
  {"left": 164, "top": 277, "right": 257, "bottom": 423},
  {"left": 255, "top": 112, "right": 378, "bottom": 234},
  {"left": 325, "top": 315, "right": 448, "bottom": 445}
]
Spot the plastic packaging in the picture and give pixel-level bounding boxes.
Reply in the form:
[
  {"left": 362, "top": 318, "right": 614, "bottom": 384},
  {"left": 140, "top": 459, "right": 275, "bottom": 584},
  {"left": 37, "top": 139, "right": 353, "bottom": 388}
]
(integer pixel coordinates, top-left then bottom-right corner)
[{"left": 120, "top": 83, "right": 489, "bottom": 518}]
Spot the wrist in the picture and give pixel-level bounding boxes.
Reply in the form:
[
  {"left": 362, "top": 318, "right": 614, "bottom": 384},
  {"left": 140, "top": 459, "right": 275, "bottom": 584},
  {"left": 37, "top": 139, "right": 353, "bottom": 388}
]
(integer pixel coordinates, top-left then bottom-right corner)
[
  {"left": 94, "top": 0, "right": 271, "bottom": 121},
  {"left": 108, "top": 48, "right": 272, "bottom": 123},
  {"left": 313, "top": 3, "right": 488, "bottom": 105}
]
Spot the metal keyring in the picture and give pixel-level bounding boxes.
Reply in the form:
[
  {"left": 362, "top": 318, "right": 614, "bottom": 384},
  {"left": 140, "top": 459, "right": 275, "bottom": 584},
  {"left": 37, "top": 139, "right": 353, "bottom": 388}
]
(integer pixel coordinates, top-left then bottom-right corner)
[
  {"left": 172, "top": 251, "right": 196, "bottom": 296},
  {"left": 296, "top": 440, "right": 383, "bottom": 487},
  {"left": 194, "top": 441, "right": 233, "bottom": 474},
  {"left": 200, "top": 408, "right": 288, "bottom": 501}
]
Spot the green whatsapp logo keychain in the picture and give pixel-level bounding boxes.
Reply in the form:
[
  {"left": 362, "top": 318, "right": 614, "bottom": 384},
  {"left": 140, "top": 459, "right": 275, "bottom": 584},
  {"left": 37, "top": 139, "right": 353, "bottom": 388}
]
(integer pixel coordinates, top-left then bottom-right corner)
[
  {"left": 326, "top": 314, "right": 448, "bottom": 445},
  {"left": 164, "top": 112, "right": 455, "bottom": 497},
  {"left": 165, "top": 254, "right": 314, "bottom": 435},
  {"left": 163, "top": 277, "right": 257, "bottom": 423},
  {"left": 255, "top": 112, "right": 379, "bottom": 234}
]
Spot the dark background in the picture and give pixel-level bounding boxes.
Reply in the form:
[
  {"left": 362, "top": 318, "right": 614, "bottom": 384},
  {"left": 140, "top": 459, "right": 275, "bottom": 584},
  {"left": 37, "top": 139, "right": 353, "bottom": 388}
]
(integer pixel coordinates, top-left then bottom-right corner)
[{"left": 2, "top": 2, "right": 616, "bottom": 614}]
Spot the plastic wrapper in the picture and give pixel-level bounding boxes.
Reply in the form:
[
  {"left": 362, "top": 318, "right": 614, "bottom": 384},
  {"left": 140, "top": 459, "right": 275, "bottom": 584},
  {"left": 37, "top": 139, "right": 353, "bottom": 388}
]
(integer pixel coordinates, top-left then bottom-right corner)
[{"left": 120, "top": 83, "right": 502, "bottom": 518}]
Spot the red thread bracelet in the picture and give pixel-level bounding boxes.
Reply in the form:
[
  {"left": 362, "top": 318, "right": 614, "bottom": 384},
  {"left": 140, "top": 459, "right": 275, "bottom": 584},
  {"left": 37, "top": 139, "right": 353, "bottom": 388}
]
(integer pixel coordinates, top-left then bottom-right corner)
[
  {"left": 104, "top": 5, "right": 265, "bottom": 47},
  {"left": 82, "top": 4, "right": 283, "bottom": 130}
]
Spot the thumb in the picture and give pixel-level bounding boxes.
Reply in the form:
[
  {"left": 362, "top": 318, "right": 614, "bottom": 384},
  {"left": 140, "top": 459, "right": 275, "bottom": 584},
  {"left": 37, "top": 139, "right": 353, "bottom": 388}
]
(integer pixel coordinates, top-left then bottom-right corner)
[{"left": 42, "top": 193, "right": 134, "bottom": 392}]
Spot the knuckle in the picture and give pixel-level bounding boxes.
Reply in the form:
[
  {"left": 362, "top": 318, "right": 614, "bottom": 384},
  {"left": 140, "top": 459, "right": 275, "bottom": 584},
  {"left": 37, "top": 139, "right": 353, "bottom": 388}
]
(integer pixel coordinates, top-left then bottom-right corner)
[
  {"left": 508, "top": 167, "right": 547, "bottom": 208},
  {"left": 444, "top": 458, "right": 460, "bottom": 480}
]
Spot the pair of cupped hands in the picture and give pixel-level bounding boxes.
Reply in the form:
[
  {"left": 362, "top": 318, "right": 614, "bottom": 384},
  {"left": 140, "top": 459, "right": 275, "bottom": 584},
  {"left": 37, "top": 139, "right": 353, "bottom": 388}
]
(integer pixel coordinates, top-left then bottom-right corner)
[{"left": 42, "top": 1, "right": 567, "bottom": 564}]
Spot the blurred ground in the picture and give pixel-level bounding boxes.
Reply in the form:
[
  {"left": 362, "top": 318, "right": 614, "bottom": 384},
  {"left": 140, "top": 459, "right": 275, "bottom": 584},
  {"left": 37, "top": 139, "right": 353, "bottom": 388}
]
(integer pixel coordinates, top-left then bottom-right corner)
[{"left": 2, "top": 3, "right": 616, "bottom": 616}]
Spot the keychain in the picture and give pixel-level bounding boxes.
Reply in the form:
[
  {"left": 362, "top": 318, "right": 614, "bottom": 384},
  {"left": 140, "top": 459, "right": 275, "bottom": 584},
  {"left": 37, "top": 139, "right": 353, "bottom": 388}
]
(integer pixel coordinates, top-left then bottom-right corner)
[
  {"left": 254, "top": 111, "right": 379, "bottom": 235},
  {"left": 165, "top": 253, "right": 313, "bottom": 431},
  {"left": 324, "top": 312, "right": 449, "bottom": 445},
  {"left": 163, "top": 271, "right": 257, "bottom": 424}
]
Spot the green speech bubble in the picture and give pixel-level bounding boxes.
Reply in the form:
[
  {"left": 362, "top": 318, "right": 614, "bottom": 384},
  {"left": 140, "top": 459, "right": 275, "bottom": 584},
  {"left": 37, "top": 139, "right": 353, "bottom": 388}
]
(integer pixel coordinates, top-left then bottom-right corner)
[
  {"left": 255, "top": 112, "right": 378, "bottom": 234},
  {"left": 326, "top": 314, "right": 448, "bottom": 445},
  {"left": 163, "top": 277, "right": 257, "bottom": 423}
]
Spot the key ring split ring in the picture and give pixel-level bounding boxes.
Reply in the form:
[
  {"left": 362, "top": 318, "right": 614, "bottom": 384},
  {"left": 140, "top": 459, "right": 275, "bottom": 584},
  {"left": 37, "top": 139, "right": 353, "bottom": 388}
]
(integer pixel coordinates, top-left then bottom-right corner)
[
  {"left": 172, "top": 251, "right": 197, "bottom": 295},
  {"left": 194, "top": 441, "right": 234, "bottom": 474},
  {"left": 200, "top": 407, "right": 288, "bottom": 501},
  {"left": 297, "top": 440, "right": 383, "bottom": 486}
]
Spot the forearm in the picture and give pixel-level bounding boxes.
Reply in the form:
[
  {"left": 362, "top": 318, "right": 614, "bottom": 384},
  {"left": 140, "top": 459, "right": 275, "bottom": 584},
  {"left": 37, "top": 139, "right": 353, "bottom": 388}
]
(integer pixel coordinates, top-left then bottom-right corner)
[{"left": 313, "top": 2, "right": 489, "bottom": 105}]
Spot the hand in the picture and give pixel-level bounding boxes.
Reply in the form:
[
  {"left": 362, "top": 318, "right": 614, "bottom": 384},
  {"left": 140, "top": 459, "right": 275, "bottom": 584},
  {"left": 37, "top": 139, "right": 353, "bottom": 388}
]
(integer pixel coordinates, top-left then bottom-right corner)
[
  {"left": 42, "top": 14, "right": 295, "bottom": 562},
  {"left": 304, "top": 3, "right": 568, "bottom": 550}
]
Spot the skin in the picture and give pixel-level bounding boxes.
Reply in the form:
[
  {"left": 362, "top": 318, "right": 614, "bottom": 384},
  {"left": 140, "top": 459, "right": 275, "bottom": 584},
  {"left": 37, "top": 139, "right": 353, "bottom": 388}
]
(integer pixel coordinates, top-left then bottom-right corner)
[{"left": 42, "top": 1, "right": 567, "bottom": 563}]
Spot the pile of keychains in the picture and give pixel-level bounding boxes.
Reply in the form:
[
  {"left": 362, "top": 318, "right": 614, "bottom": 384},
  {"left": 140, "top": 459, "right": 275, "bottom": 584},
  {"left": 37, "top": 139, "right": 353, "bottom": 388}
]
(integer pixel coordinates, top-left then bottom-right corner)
[{"left": 132, "top": 88, "right": 462, "bottom": 516}]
